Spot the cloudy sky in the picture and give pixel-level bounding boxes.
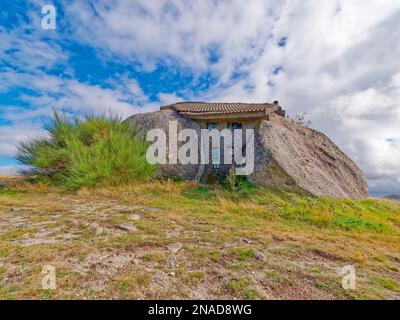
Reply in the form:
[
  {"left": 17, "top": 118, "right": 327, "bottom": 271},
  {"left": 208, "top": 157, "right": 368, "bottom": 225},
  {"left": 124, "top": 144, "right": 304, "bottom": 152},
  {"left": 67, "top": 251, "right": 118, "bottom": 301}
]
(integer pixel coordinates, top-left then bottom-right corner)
[{"left": 0, "top": 0, "right": 399, "bottom": 194}]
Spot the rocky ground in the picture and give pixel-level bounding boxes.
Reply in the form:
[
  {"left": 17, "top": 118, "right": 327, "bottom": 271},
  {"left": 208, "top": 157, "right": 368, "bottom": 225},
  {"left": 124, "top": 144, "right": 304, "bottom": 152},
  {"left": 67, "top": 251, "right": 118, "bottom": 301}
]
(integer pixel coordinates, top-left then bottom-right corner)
[{"left": 0, "top": 179, "right": 399, "bottom": 299}]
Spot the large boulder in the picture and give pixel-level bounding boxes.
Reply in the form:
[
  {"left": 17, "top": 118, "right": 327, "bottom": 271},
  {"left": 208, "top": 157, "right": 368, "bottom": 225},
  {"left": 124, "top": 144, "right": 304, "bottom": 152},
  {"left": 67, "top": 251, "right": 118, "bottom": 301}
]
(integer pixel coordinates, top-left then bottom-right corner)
[
  {"left": 249, "top": 114, "right": 368, "bottom": 199},
  {"left": 125, "top": 109, "right": 204, "bottom": 180},
  {"left": 125, "top": 111, "right": 368, "bottom": 199}
]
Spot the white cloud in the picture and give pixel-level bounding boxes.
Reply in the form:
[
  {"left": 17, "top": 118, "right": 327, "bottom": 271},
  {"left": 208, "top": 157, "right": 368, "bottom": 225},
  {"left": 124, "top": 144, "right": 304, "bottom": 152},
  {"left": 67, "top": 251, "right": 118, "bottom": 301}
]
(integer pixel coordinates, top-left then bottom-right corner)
[
  {"left": 199, "top": 0, "right": 400, "bottom": 193},
  {"left": 0, "top": 123, "right": 45, "bottom": 157},
  {"left": 0, "top": 72, "right": 158, "bottom": 157},
  {"left": 0, "top": 20, "right": 67, "bottom": 72},
  {"left": 0, "top": 165, "right": 20, "bottom": 175},
  {"left": 56, "top": 80, "right": 141, "bottom": 117},
  {"left": 0, "top": 71, "right": 151, "bottom": 116},
  {"left": 0, "top": 70, "right": 63, "bottom": 93},
  {"left": 65, "top": 0, "right": 278, "bottom": 74},
  {"left": 326, "top": 73, "right": 400, "bottom": 189}
]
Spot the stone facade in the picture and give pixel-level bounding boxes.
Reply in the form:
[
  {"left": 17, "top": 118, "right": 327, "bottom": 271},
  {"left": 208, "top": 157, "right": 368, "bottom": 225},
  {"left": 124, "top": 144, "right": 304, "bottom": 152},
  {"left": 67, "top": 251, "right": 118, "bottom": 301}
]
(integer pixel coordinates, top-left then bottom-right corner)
[{"left": 125, "top": 103, "right": 368, "bottom": 199}]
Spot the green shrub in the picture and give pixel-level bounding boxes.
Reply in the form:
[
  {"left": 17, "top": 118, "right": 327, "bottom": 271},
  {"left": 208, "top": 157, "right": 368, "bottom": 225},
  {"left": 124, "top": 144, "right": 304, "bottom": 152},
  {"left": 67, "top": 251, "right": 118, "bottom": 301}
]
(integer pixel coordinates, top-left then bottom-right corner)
[
  {"left": 235, "top": 248, "right": 254, "bottom": 261},
  {"left": 222, "top": 170, "right": 256, "bottom": 192},
  {"left": 183, "top": 186, "right": 214, "bottom": 200},
  {"left": 333, "top": 215, "right": 386, "bottom": 232},
  {"left": 243, "top": 289, "right": 258, "bottom": 300},
  {"left": 16, "top": 112, "right": 156, "bottom": 190}
]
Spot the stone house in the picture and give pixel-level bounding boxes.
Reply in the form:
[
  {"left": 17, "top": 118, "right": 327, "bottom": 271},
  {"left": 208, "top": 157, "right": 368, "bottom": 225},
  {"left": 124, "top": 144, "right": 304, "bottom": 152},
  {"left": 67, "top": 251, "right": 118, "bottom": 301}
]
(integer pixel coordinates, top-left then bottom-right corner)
[
  {"left": 158, "top": 101, "right": 286, "bottom": 182},
  {"left": 126, "top": 101, "right": 368, "bottom": 199}
]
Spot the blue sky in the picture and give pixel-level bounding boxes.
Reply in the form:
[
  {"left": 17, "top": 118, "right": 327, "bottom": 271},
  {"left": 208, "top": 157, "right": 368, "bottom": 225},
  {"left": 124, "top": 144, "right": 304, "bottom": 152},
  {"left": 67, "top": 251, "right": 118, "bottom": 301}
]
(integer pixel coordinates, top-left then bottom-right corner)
[{"left": 1, "top": 1, "right": 400, "bottom": 194}]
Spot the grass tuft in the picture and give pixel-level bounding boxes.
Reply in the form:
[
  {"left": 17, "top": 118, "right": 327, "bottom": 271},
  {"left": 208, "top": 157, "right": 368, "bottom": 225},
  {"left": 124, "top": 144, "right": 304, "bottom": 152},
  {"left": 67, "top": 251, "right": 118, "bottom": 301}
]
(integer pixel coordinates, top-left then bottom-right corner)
[{"left": 16, "top": 112, "right": 156, "bottom": 190}]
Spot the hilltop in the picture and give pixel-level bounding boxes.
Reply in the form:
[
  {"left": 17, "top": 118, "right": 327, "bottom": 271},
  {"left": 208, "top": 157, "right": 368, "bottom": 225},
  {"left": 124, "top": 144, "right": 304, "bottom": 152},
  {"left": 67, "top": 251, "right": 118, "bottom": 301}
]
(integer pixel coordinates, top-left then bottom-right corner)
[{"left": 0, "top": 180, "right": 399, "bottom": 299}]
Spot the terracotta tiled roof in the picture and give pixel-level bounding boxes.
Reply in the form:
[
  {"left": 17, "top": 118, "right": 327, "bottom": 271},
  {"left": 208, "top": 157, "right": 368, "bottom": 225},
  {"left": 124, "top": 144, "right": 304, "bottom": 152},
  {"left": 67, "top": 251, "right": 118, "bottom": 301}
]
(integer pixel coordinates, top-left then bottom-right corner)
[{"left": 160, "top": 102, "right": 282, "bottom": 117}]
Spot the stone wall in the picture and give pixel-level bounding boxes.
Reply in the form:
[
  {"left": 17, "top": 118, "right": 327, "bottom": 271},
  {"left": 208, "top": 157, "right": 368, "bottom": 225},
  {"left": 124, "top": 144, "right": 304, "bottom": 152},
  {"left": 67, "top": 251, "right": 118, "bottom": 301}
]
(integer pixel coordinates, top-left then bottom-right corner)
[{"left": 125, "top": 110, "right": 368, "bottom": 199}]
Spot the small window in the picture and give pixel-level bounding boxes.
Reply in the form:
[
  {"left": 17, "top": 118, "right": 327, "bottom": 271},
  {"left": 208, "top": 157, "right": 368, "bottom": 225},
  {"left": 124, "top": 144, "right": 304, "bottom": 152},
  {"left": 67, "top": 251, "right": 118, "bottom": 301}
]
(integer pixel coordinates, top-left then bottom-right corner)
[
  {"left": 228, "top": 123, "right": 242, "bottom": 131},
  {"left": 228, "top": 123, "right": 243, "bottom": 165},
  {"left": 212, "top": 147, "right": 220, "bottom": 169},
  {"left": 207, "top": 123, "right": 220, "bottom": 168},
  {"left": 207, "top": 123, "right": 218, "bottom": 130}
]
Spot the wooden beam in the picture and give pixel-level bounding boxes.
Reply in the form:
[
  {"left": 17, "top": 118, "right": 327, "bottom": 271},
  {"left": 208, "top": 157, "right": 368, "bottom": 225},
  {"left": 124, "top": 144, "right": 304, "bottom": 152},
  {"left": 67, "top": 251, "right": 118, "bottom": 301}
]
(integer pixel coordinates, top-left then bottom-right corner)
[{"left": 181, "top": 111, "right": 271, "bottom": 121}]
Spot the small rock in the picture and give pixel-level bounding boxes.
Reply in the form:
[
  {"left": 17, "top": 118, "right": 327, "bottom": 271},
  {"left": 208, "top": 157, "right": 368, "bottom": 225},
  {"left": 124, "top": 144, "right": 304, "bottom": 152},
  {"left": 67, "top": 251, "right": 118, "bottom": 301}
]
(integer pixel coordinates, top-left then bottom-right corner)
[
  {"left": 166, "top": 256, "right": 179, "bottom": 268},
  {"left": 10, "top": 207, "right": 24, "bottom": 212},
  {"left": 253, "top": 249, "right": 266, "bottom": 261},
  {"left": 118, "top": 222, "right": 137, "bottom": 232},
  {"left": 144, "top": 207, "right": 161, "bottom": 213},
  {"left": 272, "top": 235, "right": 285, "bottom": 242},
  {"left": 129, "top": 214, "right": 142, "bottom": 221},
  {"left": 167, "top": 242, "right": 183, "bottom": 253},
  {"left": 165, "top": 229, "right": 181, "bottom": 238},
  {"left": 169, "top": 272, "right": 175, "bottom": 277},
  {"left": 95, "top": 226, "right": 104, "bottom": 235}
]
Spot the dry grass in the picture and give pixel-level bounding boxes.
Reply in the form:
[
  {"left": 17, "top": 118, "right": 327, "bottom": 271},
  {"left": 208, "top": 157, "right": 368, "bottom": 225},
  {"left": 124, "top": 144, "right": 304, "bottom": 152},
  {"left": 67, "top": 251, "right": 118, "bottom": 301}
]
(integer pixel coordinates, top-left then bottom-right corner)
[
  {"left": 0, "top": 174, "right": 19, "bottom": 179},
  {"left": 0, "top": 180, "right": 399, "bottom": 300}
]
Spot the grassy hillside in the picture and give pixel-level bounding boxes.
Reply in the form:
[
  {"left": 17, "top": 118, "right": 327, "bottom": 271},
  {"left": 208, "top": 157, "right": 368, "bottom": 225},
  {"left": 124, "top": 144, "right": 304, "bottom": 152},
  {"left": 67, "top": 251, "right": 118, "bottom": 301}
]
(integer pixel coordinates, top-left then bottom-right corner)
[{"left": 0, "top": 179, "right": 399, "bottom": 299}]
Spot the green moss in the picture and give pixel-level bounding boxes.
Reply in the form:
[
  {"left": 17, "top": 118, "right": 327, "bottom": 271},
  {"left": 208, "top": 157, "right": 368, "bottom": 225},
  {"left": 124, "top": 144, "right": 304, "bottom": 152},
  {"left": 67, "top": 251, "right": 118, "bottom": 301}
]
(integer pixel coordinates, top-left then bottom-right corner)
[
  {"left": 227, "top": 278, "right": 251, "bottom": 293},
  {"left": 136, "top": 273, "right": 151, "bottom": 287},
  {"left": 227, "top": 262, "right": 250, "bottom": 270},
  {"left": 243, "top": 289, "right": 258, "bottom": 300},
  {"left": 183, "top": 186, "right": 214, "bottom": 200},
  {"left": 208, "top": 250, "right": 222, "bottom": 262},
  {"left": 264, "top": 270, "right": 291, "bottom": 284},
  {"left": 235, "top": 248, "right": 254, "bottom": 261},
  {"left": 333, "top": 215, "right": 386, "bottom": 232},
  {"left": 42, "top": 289, "right": 53, "bottom": 300},
  {"left": 0, "top": 187, "right": 26, "bottom": 196},
  {"left": 0, "top": 285, "right": 18, "bottom": 300},
  {"left": 0, "top": 267, "right": 6, "bottom": 280},
  {"left": 376, "top": 277, "right": 399, "bottom": 292},
  {"left": 183, "top": 271, "right": 205, "bottom": 285},
  {"left": 315, "top": 283, "right": 330, "bottom": 290},
  {"left": 116, "top": 281, "right": 132, "bottom": 293}
]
